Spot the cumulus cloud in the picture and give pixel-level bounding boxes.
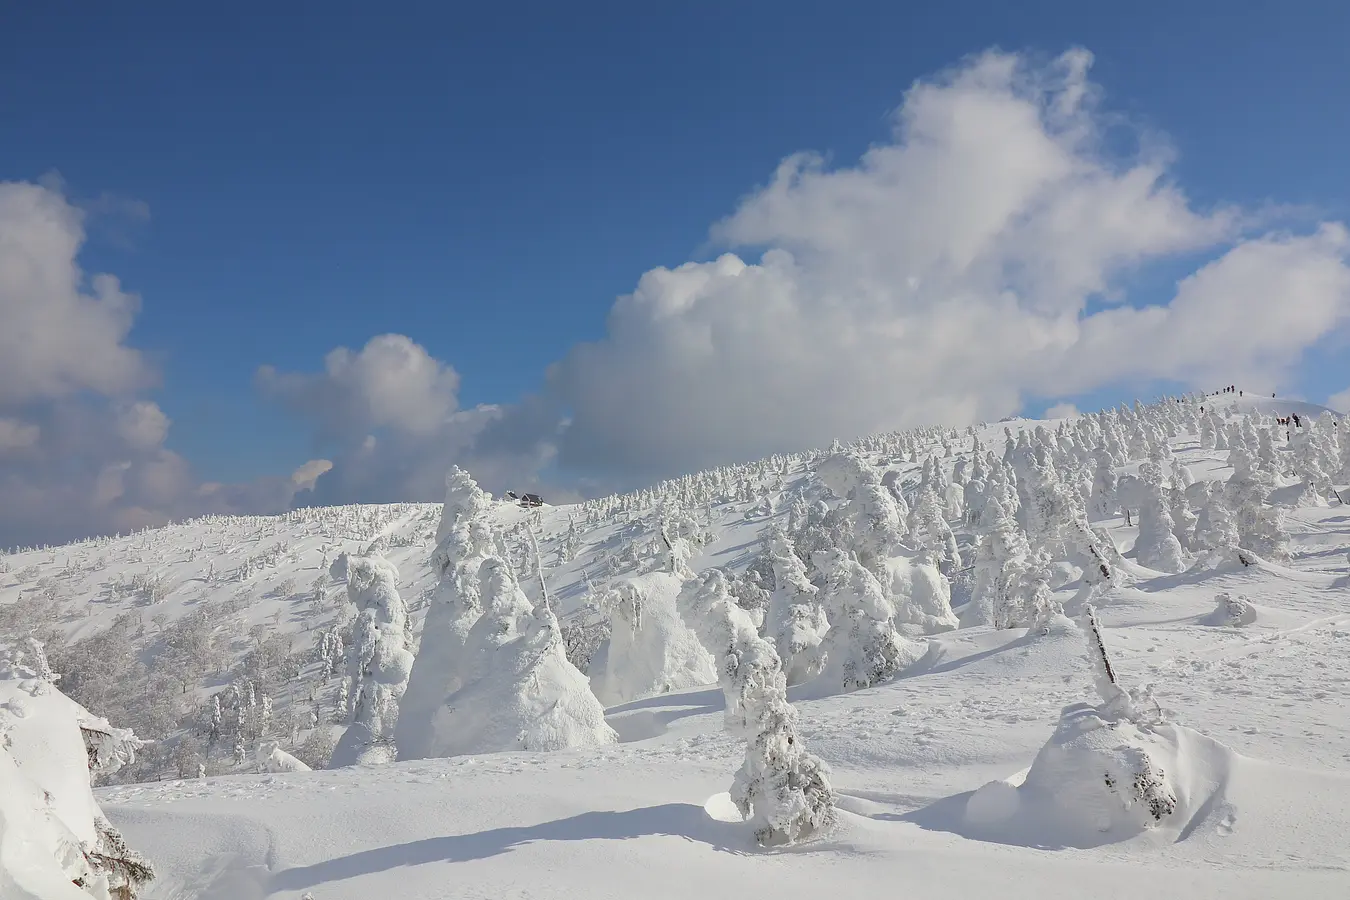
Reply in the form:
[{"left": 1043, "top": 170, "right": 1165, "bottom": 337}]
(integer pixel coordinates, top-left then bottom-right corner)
[
  {"left": 257, "top": 334, "right": 461, "bottom": 440},
  {"left": 0, "top": 181, "right": 152, "bottom": 404},
  {"left": 1044, "top": 403, "right": 1081, "bottom": 419},
  {"left": 11, "top": 47, "right": 1350, "bottom": 545},
  {"left": 1328, "top": 386, "right": 1350, "bottom": 414},
  {"left": 0, "top": 181, "right": 322, "bottom": 547},
  {"left": 257, "top": 336, "right": 567, "bottom": 506},
  {"left": 546, "top": 49, "right": 1350, "bottom": 475}
]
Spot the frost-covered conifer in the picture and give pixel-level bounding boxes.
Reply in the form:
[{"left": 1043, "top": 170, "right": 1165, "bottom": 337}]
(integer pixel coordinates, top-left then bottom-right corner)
[
  {"left": 592, "top": 570, "right": 716, "bottom": 707},
  {"left": 764, "top": 528, "right": 828, "bottom": 685},
  {"left": 1188, "top": 482, "right": 1242, "bottom": 569},
  {"left": 814, "top": 550, "right": 926, "bottom": 691},
  {"left": 1, "top": 643, "right": 156, "bottom": 899},
  {"left": 397, "top": 467, "right": 502, "bottom": 760},
  {"left": 329, "top": 554, "right": 414, "bottom": 768},
  {"left": 677, "top": 570, "right": 836, "bottom": 846},
  {"left": 907, "top": 484, "right": 961, "bottom": 573},
  {"left": 960, "top": 497, "right": 1028, "bottom": 628},
  {"left": 421, "top": 558, "right": 616, "bottom": 756},
  {"left": 1167, "top": 485, "right": 1199, "bottom": 552},
  {"left": 1290, "top": 424, "right": 1333, "bottom": 506},
  {"left": 1133, "top": 461, "right": 1188, "bottom": 573},
  {"left": 1338, "top": 421, "right": 1350, "bottom": 482},
  {"left": 1226, "top": 446, "right": 1292, "bottom": 563},
  {"left": 816, "top": 453, "right": 907, "bottom": 573},
  {"left": 1198, "top": 411, "right": 1217, "bottom": 450},
  {"left": 1091, "top": 450, "right": 1119, "bottom": 519}
]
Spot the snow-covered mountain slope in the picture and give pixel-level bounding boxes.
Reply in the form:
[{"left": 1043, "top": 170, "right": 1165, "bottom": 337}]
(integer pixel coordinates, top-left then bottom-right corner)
[
  {"left": 101, "top": 577, "right": 1350, "bottom": 899},
  {"left": 3, "top": 394, "right": 1349, "bottom": 898}
]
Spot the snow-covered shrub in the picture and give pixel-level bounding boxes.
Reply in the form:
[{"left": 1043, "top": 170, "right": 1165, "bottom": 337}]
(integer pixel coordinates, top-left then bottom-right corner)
[
  {"left": 1010, "top": 700, "right": 1179, "bottom": 838},
  {"left": 293, "top": 724, "right": 337, "bottom": 770},
  {"left": 256, "top": 741, "right": 313, "bottom": 773},
  {"left": 963, "top": 608, "right": 1187, "bottom": 845},
  {"left": 329, "top": 553, "right": 414, "bottom": 768},
  {"left": 418, "top": 558, "right": 616, "bottom": 757},
  {"left": 592, "top": 572, "right": 716, "bottom": 706},
  {"left": 1200, "top": 592, "right": 1257, "bottom": 627},
  {"left": 677, "top": 570, "right": 837, "bottom": 846}
]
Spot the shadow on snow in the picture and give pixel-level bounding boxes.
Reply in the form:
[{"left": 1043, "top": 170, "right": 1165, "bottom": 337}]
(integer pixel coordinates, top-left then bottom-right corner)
[{"left": 268, "top": 803, "right": 748, "bottom": 892}]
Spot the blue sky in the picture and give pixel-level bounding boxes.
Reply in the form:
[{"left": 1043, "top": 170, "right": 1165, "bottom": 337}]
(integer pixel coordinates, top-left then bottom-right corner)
[{"left": 2, "top": 1, "right": 1349, "bottom": 537}]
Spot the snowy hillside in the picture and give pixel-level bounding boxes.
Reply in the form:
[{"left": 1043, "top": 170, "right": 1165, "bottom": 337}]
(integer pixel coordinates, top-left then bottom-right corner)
[{"left": 3, "top": 392, "right": 1350, "bottom": 898}]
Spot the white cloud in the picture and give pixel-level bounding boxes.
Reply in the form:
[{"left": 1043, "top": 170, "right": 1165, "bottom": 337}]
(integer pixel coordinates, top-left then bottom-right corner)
[
  {"left": 257, "top": 334, "right": 461, "bottom": 440},
  {"left": 0, "top": 181, "right": 152, "bottom": 404},
  {"left": 0, "top": 418, "right": 39, "bottom": 453},
  {"left": 115, "top": 401, "right": 171, "bottom": 451},
  {"left": 0, "top": 181, "right": 318, "bottom": 547},
  {"left": 290, "top": 459, "right": 334, "bottom": 492},
  {"left": 1044, "top": 403, "right": 1081, "bottom": 419},
  {"left": 1329, "top": 386, "right": 1350, "bottom": 414},
  {"left": 258, "top": 338, "right": 565, "bottom": 505},
  {"left": 548, "top": 49, "right": 1350, "bottom": 475}
]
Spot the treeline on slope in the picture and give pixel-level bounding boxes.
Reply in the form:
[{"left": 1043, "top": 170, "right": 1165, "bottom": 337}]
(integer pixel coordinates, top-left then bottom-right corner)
[{"left": 1, "top": 395, "right": 1343, "bottom": 799}]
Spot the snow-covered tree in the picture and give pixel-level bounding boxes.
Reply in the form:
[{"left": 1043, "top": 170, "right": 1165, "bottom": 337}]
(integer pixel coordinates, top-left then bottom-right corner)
[
  {"left": 1090, "top": 450, "right": 1119, "bottom": 519},
  {"left": 814, "top": 550, "right": 927, "bottom": 692},
  {"left": 1290, "top": 423, "right": 1334, "bottom": 506},
  {"left": 419, "top": 558, "right": 616, "bottom": 757},
  {"left": 1167, "top": 484, "right": 1199, "bottom": 552},
  {"left": 397, "top": 467, "right": 502, "bottom": 760},
  {"left": 328, "top": 554, "right": 414, "bottom": 768},
  {"left": 816, "top": 453, "right": 907, "bottom": 573},
  {"left": 907, "top": 483, "right": 961, "bottom": 573},
  {"left": 592, "top": 571, "right": 717, "bottom": 706},
  {"left": 1226, "top": 446, "right": 1292, "bottom": 563},
  {"left": 764, "top": 529, "right": 829, "bottom": 685},
  {"left": 677, "top": 570, "right": 837, "bottom": 846},
  {"left": 1133, "top": 461, "right": 1188, "bottom": 573}
]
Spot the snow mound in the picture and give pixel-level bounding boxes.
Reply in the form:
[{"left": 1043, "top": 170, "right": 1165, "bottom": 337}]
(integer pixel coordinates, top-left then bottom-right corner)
[
  {"left": 1199, "top": 592, "right": 1258, "bottom": 627},
  {"left": 954, "top": 702, "right": 1238, "bottom": 849}
]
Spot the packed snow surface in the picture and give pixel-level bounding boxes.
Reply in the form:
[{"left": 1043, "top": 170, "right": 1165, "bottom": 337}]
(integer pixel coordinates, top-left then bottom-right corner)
[{"left": 2, "top": 394, "right": 1348, "bottom": 898}]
